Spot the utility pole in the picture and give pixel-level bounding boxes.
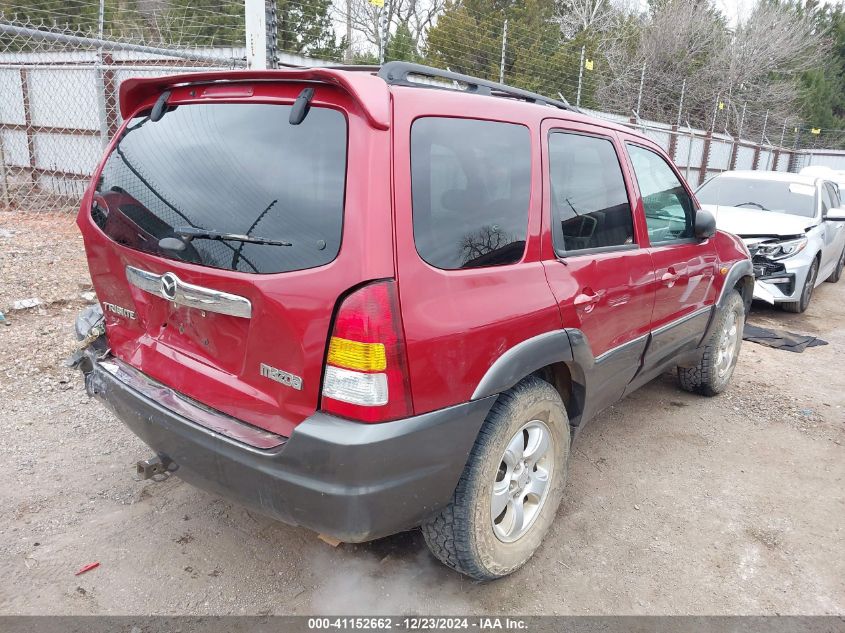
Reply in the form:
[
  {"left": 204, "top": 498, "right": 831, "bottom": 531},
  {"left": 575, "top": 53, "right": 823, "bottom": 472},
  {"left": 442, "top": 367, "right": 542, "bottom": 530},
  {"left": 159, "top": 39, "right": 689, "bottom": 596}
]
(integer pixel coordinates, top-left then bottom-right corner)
[
  {"left": 635, "top": 62, "right": 646, "bottom": 118},
  {"left": 685, "top": 119, "right": 694, "bottom": 182},
  {"left": 94, "top": 0, "right": 109, "bottom": 148},
  {"left": 266, "top": 0, "right": 278, "bottom": 69},
  {"left": 575, "top": 45, "right": 585, "bottom": 107},
  {"left": 676, "top": 79, "right": 685, "bottom": 128},
  {"left": 499, "top": 19, "right": 508, "bottom": 84},
  {"left": 245, "top": 0, "right": 268, "bottom": 70},
  {"left": 760, "top": 110, "right": 769, "bottom": 145},
  {"left": 345, "top": 0, "right": 353, "bottom": 63},
  {"left": 710, "top": 95, "right": 720, "bottom": 132},
  {"left": 736, "top": 102, "right": 747, "bottom": 140},
  {"left": 378, "top": 1, "right": 390, "bottom": 65}
]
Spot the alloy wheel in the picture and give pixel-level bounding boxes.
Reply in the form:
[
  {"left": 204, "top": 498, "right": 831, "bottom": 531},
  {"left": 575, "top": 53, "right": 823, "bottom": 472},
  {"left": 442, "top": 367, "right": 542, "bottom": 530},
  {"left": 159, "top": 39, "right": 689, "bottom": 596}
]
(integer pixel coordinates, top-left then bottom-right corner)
[
  {"left": 716, "top": 310, "right": 740, "bottom": 379},
  {"left": 491, "top": 420, "right": 554, "bottom": 543}
]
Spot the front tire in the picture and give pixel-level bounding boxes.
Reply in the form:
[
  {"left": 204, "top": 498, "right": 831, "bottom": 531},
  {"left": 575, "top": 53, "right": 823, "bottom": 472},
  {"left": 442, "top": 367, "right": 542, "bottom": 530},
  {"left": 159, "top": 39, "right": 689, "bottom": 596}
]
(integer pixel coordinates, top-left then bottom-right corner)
[
  {"left": 782, "top": 257, "right": 819, "bottom": 313},
  {"left": 677, "top": 289, "right": 745, "bottom": 396},
  {"left": 421, "top": 376, "right": 570, "bottom": 580}
]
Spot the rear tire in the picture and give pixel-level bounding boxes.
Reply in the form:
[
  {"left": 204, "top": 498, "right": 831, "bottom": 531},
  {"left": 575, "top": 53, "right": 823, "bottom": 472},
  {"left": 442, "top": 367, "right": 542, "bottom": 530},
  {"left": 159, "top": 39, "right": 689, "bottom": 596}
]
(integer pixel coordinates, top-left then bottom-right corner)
[
  {"left": 825, "top": 246, "right": 845, "bottom": 283},
  {"left": 421, "top": 376, "right": 570, "bottom": 580},
  {"left": 782, "top": 257, "right": 818, "bottom": 313},
  {"left": 677, "top": 290, "right": 745, "bottom": 396}
]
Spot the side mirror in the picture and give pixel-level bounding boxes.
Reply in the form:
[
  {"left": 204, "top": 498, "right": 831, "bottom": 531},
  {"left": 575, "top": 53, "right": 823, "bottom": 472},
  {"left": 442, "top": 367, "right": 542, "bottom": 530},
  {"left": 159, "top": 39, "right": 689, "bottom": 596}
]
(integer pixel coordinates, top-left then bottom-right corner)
[
  {"left": 826, "top": 207, "right": 845, "bottom": 221},
  {"left": 694, "top": 208, "right": 717, "bottom": 239}
]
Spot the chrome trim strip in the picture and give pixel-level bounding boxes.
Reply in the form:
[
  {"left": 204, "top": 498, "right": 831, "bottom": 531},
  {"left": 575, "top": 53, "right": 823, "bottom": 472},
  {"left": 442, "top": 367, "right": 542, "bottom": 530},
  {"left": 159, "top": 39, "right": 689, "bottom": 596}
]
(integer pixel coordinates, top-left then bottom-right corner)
[
  {"left": 650, "top": 305, "right": 712, "bottom": 337},
  {"left": 594, "top": 333, "right": 648, "bottom": 363},
  {"left": 594, "top": 305, "right": 712, "bottom": 363},
  {"left": 125, "top": 266, "right": 252, "bottom": 319},
  {"left": 98, "top": 358, "right": 285, "bottom": 451}
]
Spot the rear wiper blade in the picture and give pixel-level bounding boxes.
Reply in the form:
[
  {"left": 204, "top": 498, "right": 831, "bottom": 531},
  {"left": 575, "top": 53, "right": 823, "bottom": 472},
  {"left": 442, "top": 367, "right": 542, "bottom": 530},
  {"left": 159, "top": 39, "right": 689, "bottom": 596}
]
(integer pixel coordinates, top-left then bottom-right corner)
[{"left": 175, "top": 226, "right": 292, "bottom": 246}]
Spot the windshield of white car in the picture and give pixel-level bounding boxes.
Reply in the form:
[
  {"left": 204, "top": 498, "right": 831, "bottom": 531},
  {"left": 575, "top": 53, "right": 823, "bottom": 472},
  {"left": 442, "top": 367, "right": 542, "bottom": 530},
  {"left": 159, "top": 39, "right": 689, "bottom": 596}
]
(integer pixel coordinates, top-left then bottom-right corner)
[{"left": 696, "top": 177, "right": 816, "bottom": 218}]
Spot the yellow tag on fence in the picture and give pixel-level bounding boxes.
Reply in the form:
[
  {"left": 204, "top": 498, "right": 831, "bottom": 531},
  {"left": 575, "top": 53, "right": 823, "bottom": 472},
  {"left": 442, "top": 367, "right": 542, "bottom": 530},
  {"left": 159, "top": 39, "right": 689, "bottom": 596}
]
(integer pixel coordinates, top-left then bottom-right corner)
[
  {"left": 369, "top": 0, "right": 384, "bottom": 6},
  {"left": 585, "top": 59, "right": 594, "bottom": 71},
  {"left": 811, "top": 128, "right": 821, "bottom": 135},
  {"left": 718, "top": 101, "right": 724, "bottom": 110}
]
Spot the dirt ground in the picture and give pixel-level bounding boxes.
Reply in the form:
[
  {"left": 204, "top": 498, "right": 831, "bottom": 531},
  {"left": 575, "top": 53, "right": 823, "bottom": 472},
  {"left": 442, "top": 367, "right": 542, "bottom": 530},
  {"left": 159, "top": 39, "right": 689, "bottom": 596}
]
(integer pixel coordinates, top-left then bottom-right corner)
[{"left": 1, "top": 210, "right": 843, "bottom": 616}]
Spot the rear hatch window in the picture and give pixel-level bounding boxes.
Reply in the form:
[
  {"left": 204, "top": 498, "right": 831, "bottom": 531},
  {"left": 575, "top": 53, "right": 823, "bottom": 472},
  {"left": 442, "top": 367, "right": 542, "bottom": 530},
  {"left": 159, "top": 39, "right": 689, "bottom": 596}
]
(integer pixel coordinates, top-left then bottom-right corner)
[{"left": 93, "top": 102, "right": 347, "bottom": 273}]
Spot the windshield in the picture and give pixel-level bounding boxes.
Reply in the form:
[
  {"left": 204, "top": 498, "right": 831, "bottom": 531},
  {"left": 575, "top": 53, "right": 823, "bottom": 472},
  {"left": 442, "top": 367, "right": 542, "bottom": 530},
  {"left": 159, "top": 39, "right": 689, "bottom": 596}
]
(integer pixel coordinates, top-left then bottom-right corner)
[
  {"left": 696, "top": 176, "right": 816, "bottom": 218},
  {"left": 93, "top": 102, "right": 347, "bottom": 274}
]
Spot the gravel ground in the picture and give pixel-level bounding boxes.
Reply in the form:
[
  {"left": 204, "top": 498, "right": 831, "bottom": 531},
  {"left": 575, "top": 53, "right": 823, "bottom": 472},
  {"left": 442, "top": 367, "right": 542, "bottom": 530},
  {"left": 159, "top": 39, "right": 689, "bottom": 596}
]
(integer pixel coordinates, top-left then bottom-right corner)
[{"left": 1, "top": 210, "right": 843, "bottom": 615}]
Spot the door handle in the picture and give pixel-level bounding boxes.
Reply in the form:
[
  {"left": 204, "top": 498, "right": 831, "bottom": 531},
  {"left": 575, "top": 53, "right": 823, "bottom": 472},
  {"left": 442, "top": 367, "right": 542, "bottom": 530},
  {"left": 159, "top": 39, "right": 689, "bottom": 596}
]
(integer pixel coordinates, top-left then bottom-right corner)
[
  {"left": 574, "top": 289, "right": 601, "bottom": 309},
  {"left": 661, "top": 268, "right": 680, "bottom": 285}
]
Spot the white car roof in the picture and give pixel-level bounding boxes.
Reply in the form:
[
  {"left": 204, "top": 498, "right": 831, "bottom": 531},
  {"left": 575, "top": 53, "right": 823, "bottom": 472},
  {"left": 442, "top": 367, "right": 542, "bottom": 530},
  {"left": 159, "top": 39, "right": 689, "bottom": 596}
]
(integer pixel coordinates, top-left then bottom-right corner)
[
  {"left": 800, "top": 165, "right": 845, "bottom": 178},
  {"left": 712, "top": 170, "right": 820, "bottom": 186}
]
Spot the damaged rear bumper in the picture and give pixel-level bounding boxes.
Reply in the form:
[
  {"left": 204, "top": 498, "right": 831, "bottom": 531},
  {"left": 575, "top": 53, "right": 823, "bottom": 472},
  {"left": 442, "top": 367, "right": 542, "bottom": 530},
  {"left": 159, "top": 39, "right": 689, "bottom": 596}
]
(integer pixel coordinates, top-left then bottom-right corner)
[{"left": 79, "top": 343, "right": 493, "bottom": 543}]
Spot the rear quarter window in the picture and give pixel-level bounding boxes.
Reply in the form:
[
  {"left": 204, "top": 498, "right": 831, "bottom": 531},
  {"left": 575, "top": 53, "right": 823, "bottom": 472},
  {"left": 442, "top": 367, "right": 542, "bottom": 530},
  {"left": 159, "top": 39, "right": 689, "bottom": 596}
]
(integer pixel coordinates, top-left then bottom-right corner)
[{"left": 410, "top": 117, "right": 531, "bottom": 270}]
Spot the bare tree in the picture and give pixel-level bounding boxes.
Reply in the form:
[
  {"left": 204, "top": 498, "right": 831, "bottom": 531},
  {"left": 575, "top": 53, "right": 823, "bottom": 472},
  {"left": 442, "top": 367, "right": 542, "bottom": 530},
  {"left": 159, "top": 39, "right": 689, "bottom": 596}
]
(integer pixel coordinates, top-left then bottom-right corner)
[
  {"left": 459, "top": 225, "right": 519, "bottom": 266},
  {"left": 597, "top": 0, "right": 824, "bottom": 132},
  {"left": 554, "top": 0, "right": 619, "bottom": 39},
  {"left": 333, "top": 0, "right": 446, "bottom": 58}
]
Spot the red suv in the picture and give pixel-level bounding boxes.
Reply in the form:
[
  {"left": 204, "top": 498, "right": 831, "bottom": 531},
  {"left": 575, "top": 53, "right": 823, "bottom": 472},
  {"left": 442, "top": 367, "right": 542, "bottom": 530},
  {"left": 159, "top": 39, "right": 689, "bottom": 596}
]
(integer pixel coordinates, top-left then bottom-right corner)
[{"left": 73, "top": 62, "right": 753, "bottom": 579}]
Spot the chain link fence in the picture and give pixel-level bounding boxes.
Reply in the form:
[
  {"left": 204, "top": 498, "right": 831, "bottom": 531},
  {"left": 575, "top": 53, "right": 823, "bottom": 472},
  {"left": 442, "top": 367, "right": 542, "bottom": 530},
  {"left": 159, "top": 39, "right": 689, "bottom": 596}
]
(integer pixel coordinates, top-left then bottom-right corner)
[
  {"left": 0, "top": 15, "right": 245, "bottom": 213},
  {"left": 0, "top": 2, "right": 842, "bottom": 214}
]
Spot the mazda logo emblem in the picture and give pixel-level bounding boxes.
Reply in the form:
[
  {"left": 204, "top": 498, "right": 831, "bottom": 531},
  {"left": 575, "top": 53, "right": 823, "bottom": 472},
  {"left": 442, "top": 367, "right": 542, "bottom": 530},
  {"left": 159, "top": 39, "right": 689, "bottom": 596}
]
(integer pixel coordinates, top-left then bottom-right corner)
[{"left": 160, "top": 272, "right": 178, "bottom": 301}]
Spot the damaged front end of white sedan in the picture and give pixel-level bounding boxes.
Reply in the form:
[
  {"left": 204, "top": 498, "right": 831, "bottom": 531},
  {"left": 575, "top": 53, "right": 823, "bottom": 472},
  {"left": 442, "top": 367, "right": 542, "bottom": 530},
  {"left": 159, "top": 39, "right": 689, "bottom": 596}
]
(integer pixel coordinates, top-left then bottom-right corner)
[{"left": 697, "top": 170, "right": 845, "bottom": 313}]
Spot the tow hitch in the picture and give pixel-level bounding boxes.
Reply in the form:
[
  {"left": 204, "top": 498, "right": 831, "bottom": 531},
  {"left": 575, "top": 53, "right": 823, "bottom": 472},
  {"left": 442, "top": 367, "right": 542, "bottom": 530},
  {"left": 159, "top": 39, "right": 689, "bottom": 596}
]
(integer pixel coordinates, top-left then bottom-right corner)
[{"left": 136, "top": 455, "right": 175, "bottom": 480}]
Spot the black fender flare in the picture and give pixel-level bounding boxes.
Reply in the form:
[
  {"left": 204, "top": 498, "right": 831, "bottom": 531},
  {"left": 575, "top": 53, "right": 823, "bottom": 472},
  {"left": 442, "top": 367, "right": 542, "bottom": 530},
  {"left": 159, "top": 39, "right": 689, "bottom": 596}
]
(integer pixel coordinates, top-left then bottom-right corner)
[
  {"left": 470, "top": 329, "right": 594, "bottom": 426},
  {"left": 698, "top": 258, "right": 753, "bottom": 347},
  {"left": 718, "top": 259, "right": 754, "bottom": 311}
]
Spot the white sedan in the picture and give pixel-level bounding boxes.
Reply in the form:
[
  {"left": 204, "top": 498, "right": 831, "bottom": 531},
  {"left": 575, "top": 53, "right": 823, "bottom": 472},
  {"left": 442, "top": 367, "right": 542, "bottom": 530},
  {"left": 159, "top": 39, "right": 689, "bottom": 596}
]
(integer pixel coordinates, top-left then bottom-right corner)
[{"left": 696, "top": 170, "right": 845, "bottom": 313}]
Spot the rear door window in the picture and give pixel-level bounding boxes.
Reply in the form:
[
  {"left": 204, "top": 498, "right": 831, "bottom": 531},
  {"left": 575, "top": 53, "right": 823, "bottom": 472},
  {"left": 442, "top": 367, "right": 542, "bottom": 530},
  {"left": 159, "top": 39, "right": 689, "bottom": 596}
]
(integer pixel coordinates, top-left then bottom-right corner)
[
  {"left": 547, "top": 131, "right": 635, "bottom": 253},
  {"left": 410, "top": 117, "right": 531, "bottom": 269},
  {"left": 93, "top": 102, "right": 347, "bottom": 274}
]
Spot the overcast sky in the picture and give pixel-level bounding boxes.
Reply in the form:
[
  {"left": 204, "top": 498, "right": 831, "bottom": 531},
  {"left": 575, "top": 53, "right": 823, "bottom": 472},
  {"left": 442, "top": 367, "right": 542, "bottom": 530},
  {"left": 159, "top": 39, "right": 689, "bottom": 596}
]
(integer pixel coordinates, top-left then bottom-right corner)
[{"left": 715, "top": 0, "right": 843, "bottom": 25}]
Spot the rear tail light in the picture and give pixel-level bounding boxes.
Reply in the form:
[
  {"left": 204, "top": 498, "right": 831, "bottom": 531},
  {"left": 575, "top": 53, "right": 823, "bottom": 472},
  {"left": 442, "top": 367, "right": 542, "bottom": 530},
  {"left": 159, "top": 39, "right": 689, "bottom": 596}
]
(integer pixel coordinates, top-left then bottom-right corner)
[{"left": 321, "top": 280, "right": 413, "bottom": 423}]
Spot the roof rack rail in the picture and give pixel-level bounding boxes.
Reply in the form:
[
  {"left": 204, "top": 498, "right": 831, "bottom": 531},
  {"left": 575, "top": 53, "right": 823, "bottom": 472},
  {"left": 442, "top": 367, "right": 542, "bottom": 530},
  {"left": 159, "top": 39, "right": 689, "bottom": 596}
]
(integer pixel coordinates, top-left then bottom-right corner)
[{"left": 378, "top": 61, "right": 579, "bottom": 113}]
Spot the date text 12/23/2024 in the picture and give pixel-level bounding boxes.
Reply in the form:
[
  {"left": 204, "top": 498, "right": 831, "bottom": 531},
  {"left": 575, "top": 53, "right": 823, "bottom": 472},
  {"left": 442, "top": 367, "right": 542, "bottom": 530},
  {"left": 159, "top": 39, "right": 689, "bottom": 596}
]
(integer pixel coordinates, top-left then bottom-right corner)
[{"left": 307, "top": 618, "right": 528, "bottom": 631}]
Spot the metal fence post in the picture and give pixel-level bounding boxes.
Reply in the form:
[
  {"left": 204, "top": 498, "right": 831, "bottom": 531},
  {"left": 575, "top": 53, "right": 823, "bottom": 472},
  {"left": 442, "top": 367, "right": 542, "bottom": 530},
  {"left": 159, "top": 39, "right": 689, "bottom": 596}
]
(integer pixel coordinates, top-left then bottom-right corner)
[
  {"left": 19, "top": 69, "right": 36, "bottom": 190},
  {"left": 101, "top": 54, "right": 119, "bottom": 140},
  {"left": 668, "top": 125, "right": 678, "bottom": 162},
  {"left": 575, "top": 44, "right": 585, "bottom": 107},
  {"left": 499, "top": 19, "right": 508, "bottom": 84},
  {"left": 0, "top": 139, "right": 11, "bottom": 211},
  {"left": 245, "top": 0, "right": 268, "bottom": 70},
  {"left": 699, "top": 130, "right": 712, "bottom": 186}
]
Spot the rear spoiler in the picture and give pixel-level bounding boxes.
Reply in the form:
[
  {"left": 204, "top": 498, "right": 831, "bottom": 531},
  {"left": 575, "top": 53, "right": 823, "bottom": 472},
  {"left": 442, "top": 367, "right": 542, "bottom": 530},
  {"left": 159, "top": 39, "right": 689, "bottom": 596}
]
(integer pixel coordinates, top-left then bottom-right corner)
[{"left": 118, "top": 68, "right": 390, "bottom": 130}]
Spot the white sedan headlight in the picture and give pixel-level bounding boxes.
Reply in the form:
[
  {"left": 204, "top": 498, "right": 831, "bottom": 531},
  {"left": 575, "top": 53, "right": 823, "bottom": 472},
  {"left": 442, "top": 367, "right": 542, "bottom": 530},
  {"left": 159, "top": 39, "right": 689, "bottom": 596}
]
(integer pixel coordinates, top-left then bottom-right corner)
[{"left": 753, "top": 237, "right": 808, "bottom": 261}]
